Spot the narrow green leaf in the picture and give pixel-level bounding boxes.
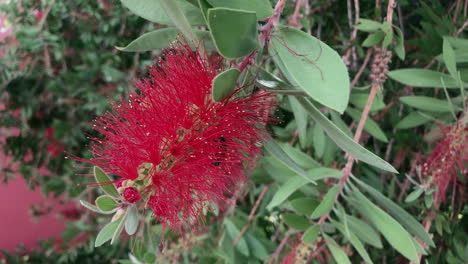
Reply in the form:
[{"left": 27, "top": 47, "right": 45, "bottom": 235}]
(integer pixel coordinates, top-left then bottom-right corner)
[
  {"left": 224, "top": 218, "right": 249, "bottom": 256},
  {"left": 312, "top": 123, "right": 326, "bottom": 158},
  {"left": 95, "top": 213, "right": 126, "bottom": 247},
  {"left": 116, "top": 28, "right": 212, "bottom": 52},
  {"left": 346, "top": 107, "right": 388, "bottom": 142},
  {"left": 282, "top": 213, "right": 310, "bottom": 231},
  {"left": 362, "top": 31, "right": 385, "bottom": 47},
  {"left": 212, "top": 68, "right": 240, "bottom": 102},
  {"left": 160, "top": 0, "right": 198, "bottom": 43},
  {"left": 394, "top": 26, "right": 405, "bottom": 60},
  {"left": 143, "top": 253, "right": 156, "bottom": 263},
  {"left": 405, "top": 188, "right": 424, "bottom": 203},
  {"left": 278, "top": 143, "right": 321, "bottom": 169},
  {"left": 111, "top": 210, "right": 128, "bottom": 244},
  {"left": 382, "top": 29, "right": 393, "bottom": 48},
  {"left": 311, "top": 186, "right": 340, "bottom": 219},
  {"left": 354, "top": 179, "right": 435, "bottom": 247},
  {"left": 350, "top": 93, "right": 386, "bottom": 112},
  {"left": 400, "top": 96, "right": 454, "bottom": 113},
  {"left": 120, "top": 0, "right": 205, "bottom": 25},
  {"left": 206, "top": 0, "right": 273, "bottom": 20},
  {"left": 269, "top": 25, "right": 350, "bottom": 113},
  {"left": 290, "top": 198, "right": 320, "bottom": 215},
  {"left": 355, "top": 18, "right": 383, "bottom": 32},
  {"left": 324, "top": 234, "right": 352, "bottom": 264},
  {"left": 297, "top": 97, "right": 398, "bottom": 173},
  {"left": 443, "top": 38, "right": 457, "bottom": 79},
  {"left": 302, "top": 225, "right": 320, "bottom": 244},
  {"left": 208, "top": 8, "right": 259, "bottom": 58},
  {"left": 388, "top": 69, "right": 464, "bottom": 88},
  {"left": 125, "top": 204, "right": 139, "bottom": 235},
  {"left": 345, "top": 215, "right": 382, "bottom": 248},
  {"left": 266, "top": 175, "right": 308, "bottom": 210},
  {"left": 333, "top": 220, "right": 374, "bottom": 264},
  {"left": 245, "top": 234, "right": 268, "bottom": 260},
  {"left": 350, "top": 189, "right": 419, "bottom": 263},
  {"left": 395, "top": 111, "right": 432, "bottom": 129},
  {"left": 94, "top": 166, "right": 120, "bottom": 198},
  {"left": 289, "top": 96, "right": 308, "bottom": 148},
  {"left": 263, "top": 137, "right": 312, "bottom": 183},
  {"left": 80, "top": 200, "right": 112, "bottom": 214},
  {"left": 95, "top": 195, "right": 119, "bottom": 212},
  {"left": 330, "top": 112, "right": 353, "bottom": 138}
]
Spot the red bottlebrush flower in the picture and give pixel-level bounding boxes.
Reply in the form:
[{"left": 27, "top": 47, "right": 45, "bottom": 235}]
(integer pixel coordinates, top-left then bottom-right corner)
[
  {"left": 80, "top": 43, "right": 272, "bottom": 230},
  {"left": 47, "top": 140, "right": 65, "bottom": 157},
  {"left": 422, "top": 125, "right": 468, "bottom": 206},
  {"left": 123, "top": 187, "right": 141, "bottom": 203},
  {"left": 33, "top": 10, "right": 43, "bottom": 21}
]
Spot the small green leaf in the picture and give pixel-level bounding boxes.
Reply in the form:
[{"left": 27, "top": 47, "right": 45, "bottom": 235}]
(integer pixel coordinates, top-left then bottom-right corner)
[
  {"left": 143, "top": 252, "right": 156, "bottom": 263},
  {"left": 266, "top": 175, "right": 308, "bottom": 210},
  {"left": 120, "top": 0, "right": 205, "bottom": 25},
  {"left": 208, "top": 8, "right": 259, "bottom": 58},
  {"left": 425, "top": 193, "right": 433, "bottom": 208},
  {"left": 206, "top": 0, "right": 273, "bottom": 20},
  {"left": 95, "top": 195, "right": 119, "bottom": 212},
  {"left": 324, "top": 234, "right": 352, "bottom": 264},
  {"left": 290, "top": 198, "right": 320, "bottom": 215},
  {"left": 116, "top": 28, "right": 212, "bottom": 52},
  {"left": 362, "top": 31, "right": 385, "bottom": 47},
  {"left": 282, "top": 213, "right": 310, "bottom": 231},
  {"left": 125, "top": 204, "right": 139, "bottom": 235},
  {"left": 394, "top": 26, "right": 405, "bottom": 60},
  {"left": 350, "top": 93, "right": 386, "bottom": 112},
  {"left": 80, "top": 200, "right": 111, "bottom": 214},
  {"left": 297, "top": 98, "right": 398, "bottom": 173},
  {"left": 311, "top": 186, "right": 340, "bottom": 219},
  {"left": 382, "top": 29, "right": 393, "bottom": 48},
  {"left": 354, "top": 179, "right": 435, "bottom": 247},
  {"left": 355, "top": 18, "right": 383, "bottom": 32},
  {"left": 400, "top": 96, "right": 454, "bottom": 113},
  {"left": 94, "top": 167, "right": 119, "bottom": 198},
  {"left": 111, "top": 210, "right": 128, "bottom": 245},
  {"left": 350, "top": 188, "right": 419, "bottom": 263},
  {"left": 405, "top": 188, "right": 424, "bottom": 203},
  {"left": 95, "top": 213, "right": 126, "bottom": 247},
  {"left": 302, "top": 225, "right": 320, "bottom": 244},
  {"left": 346, "top": 107, "right": 388, "bottom": 142},
  {"left": 388, "top": 69, "right": 463, "bottom": 88},
  {"left": 245, "top": 234, "right": 269, "bottom": 260},
  {"left": 212, "top": 68, "right": 240, "bottom": 102},
  {"left": 224, "top": 218, "right": 249, "bottom": 256},
  {"left": 269, "top": 26, "right": 350, "bottom": 113},
  {"left": 160, "top": 0, "right": 199, "bottom": 43},
  {"left": 332, "top": 220, "right": 374, "bottom": 264},
  {"left": 312, "top": 124, "right": 326, "bottom": 158},
  {"left": 345, "top": 215, "right": 382, "bottom": 248},
  {"left": 396, "top": 112, "right": 432, "bottom": 129},
  {"left": 289, "top": 96, "right": 308, "bottom": 148},
  {"left": 443, "top": 38, "right": 457, "bottom": 79}
]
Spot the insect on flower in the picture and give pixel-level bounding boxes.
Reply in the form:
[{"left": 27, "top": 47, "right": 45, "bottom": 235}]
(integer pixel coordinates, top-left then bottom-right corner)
[{"left": 76, "top": 41, "right": 274, "bottom": 233}]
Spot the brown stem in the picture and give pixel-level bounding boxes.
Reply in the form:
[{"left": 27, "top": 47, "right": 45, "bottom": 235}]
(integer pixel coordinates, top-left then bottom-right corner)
[
  {"left": 350, "top": 49, "right": 373, "bottom": 88},
  {"left": 268, "top": 229, "right": 294, "bottom": 264}
]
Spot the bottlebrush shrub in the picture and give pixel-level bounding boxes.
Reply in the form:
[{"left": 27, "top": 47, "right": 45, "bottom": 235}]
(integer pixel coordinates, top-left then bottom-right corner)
[{"left": 76, "top": 42, "right": 273, "bottom": 245}]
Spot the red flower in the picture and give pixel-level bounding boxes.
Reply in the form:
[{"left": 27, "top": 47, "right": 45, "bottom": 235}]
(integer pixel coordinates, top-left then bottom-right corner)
[
  {"left": 81, "top": 43, "right": 272, "bottom": 230},
  {"left": 123, "top": 187, "right": 141, "bottom": 203},
  {"left": 47, "top": 140, "right": 65, "bottom": 157},
  {"left": 422, "top": 125, "right": 467, "bottom": 205}
]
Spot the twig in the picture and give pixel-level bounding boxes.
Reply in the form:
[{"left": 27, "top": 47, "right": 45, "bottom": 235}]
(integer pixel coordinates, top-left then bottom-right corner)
[
  {"left": 350, "top": 49, "right": 373, "bottom": 88},
  {"left": 268, "top": 229, "right": 294, "bottom": 264},
  {"left": 288, "top": 0, "right": 304, "bottom": 28},
  {"left": 233, "top": 185, "right": 270, "bottom": 246}
]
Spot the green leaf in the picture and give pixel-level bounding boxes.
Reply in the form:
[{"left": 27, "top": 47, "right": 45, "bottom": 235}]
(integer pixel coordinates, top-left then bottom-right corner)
[
  {"left": 388, "top": 69, "right": 463, "bottom": 88},
  {"left": 266, "top": 175, "right": 308, "bottom": 210},
  {"left": 400, "top": 96, "right": 454, "bottom": 113},
  {"left": 297, "top": 97, "right": 398, "bottom": 173},
  {"left": 160, "top": 0, "right": 199, "bottom": 43},
  {"left": 282, "top": 213, "right": 310, "bottom": 231},
  {"left": 245, "top": 234, "right": 268, "bottom": 260},
  {"left": 333, "top": 220, "right": 374, "bottom": 264},
  {"left": 302, "top": 225, "right": 320, "bottom": 244},
  {"left": 116, "top": 28, "right": 212, "bottom": 52},
  {"left": 224, "top": 218, "right": 249, "bottom": 256},
  {"left": 212, "top": 68, "right": 240, "bottom": 102},
  {"left": 350, "top": 93, "right": 386, "bottom": 112},
  {"left": 269, "top": 26, "right": 350, "bottom": 113},
  {"left": 206, "top": 0, "right": 273, "bottom": 20},
  {"left": 311, "top": 186, "right": 340, "bottom": 219},
  {"left": 394, "top": 26, "right": 405, "bottom": 60},
  {"left": 354, "top": 179, "right": 435, "bottom": 247},
  {"left": 290, "top": 198, "right": 320, "bottom": 215},
  {"left": 143, "top": 252, "right": 156, "bottom": 263},
  {"left": 362, "top": 31, "right": 385, "bottom": 47},
  {"left": 125, "top": 204, "right": 139, "bottom": 235},
  {"left": 95, "top": 195, "right": 119, "bottom": 212},
  {"left": 120, "top": 0, "right": 205, "bottom": 25},
  {"left": 111, "top": 210, "right": 128, "bottom": 244},
  {"left": 395, "top": 112, "right": 432, "bottom": 129},
  {"left": 355, "top": 18, "right": 383, "bottom": 32},
  {"left": 345, "top": 215, "right": 383, "bottom": 248},
  {"left": 324, "top": 234, "right": 352, "bottom": 264},
  {"left": 443, "top": 38, "right": 457, "bottom": 79},
  {"left": 289, "top": 96, "right": 308, "bottom": 148},
  {"left": 425, "top": 193, "right": 433, "bottom": 208},
  {"left": 382, "top": 29, "right": 393, "bottom": 49},
  {"left": 95, "top": 213, "right": 126, "bottom": 247},
  {"left": 405, "top": 188, "right": 424, "bottom": 203},
  {"left": 346, "top": 107, "right": 388, "bottom": 142},
  {"left": 80, "top": 200, "right": 112, "bottom": 214},
  {"left": 263, "top": 137, "right": 312, "bottom": 183},
  {"left": 349, "top": 189, "right": 419, "bottom": 263},
  {"left": 312, "top": 124, "right": 326, "bottom": 158},
  {"left": 330, "top": 112, "right": 353, "bottom": 138},
  {"left": 208, "top": 8, "right": 259, "bottom": 58},
  {"left": 278, "top": 143, "right": 321, "bottom": 169},
  {"left": 94, "top": 166, "right": 120, "bottom": 198}
]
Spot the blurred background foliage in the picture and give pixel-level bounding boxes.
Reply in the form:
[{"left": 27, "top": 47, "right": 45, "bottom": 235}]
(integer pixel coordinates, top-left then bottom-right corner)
[{"left": 0, "top": 0, "right": 467, "bottom": 263}]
